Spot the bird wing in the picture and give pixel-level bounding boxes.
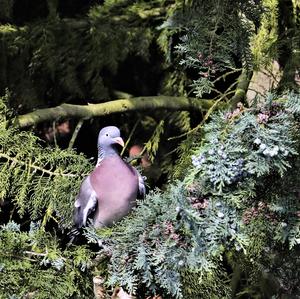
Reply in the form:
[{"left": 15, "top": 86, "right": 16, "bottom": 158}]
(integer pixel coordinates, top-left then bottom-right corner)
[
  {"left": 74, "top": 176, "right": 98, "bottom": 228},
  {"left": 134, "top": 167, "right": 146, "bottom": 199}
]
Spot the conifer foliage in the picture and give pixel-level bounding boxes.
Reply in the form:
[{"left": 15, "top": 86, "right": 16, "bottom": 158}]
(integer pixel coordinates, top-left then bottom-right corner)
[
  {"left": 1, "top": 0, "right": 300, "bottom": 298},
  {"left": 84, "top": 92, "right": 300, "bottom": 298},
  {"left": 0, "top": 221, "right": 94, "bottom": 298},
  {"left": 0, "top": 102, "right": 93, "bottom": 228},
  {"left": 1, "top": 91, "right": 300, "bottom": 298}
]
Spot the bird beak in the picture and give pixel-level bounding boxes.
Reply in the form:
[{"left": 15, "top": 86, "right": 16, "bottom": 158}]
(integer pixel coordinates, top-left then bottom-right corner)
[{"left": 113, "top": 137, "right": 125, "bottom": 147}]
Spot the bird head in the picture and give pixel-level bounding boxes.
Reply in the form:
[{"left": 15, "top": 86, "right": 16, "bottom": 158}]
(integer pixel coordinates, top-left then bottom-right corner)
[{"left": 97, "top": 126, "right": 124, "bottom": 154}]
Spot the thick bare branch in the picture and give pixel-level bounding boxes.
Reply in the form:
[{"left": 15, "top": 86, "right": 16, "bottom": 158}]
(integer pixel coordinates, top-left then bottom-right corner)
[{"left": 15, "top": 96, "right": 215, "bottom": 128}]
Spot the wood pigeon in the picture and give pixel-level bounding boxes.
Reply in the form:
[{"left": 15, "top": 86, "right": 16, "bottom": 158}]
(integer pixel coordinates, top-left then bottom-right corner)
[{"left": 73, "top": 126, "right": 145, "bottom": 228}]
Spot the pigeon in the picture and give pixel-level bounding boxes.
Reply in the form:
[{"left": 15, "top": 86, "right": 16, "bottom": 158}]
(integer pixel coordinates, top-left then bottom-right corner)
[{"left": 73, "top": 126, "right": 145, "bottom": 228}]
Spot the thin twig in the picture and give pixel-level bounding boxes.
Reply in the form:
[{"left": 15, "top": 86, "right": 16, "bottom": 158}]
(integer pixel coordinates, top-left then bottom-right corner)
[
  {"left": 0, "top": 153, "right": 80, "bottom": 177},
  {"left": 167, "top": 81, "right": 238, "bottom": 141},
  {"left": 121, "top": 118, "right": 140, "bottom": 157},
  {"left": 168, "top": 96, "right": 225, "bottom": 141},
  {"left": 247, "top": 88, "right": 265, "bottom": 97},
  {"left": 68, "top": 119, "right": 84, "bottom": 150},
  {"left": 24, "top": 251, "right": 47, "bottom": 257},
  {"left": 52, "top": 121, "right": 58, "bottom": 148},
  {"left": 0, "top": 253, "right": 38, "bottom": 262},
  {"left": 212, "top": 68, "right": 242, "bottom": 84},
  {"left": 163, "top": 147, "right": 178, "bottom": 158},
  {"left": 140, "top": 119, "right": 164, "bottom": 159}
]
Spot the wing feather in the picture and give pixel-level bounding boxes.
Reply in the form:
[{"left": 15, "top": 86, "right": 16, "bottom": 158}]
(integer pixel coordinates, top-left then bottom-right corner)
[
  {"left": 135, "top": 168, "right": 146, "bottom": 199},
  {"left": 74, "top": 176, "right": 98, "bottom": 228}
]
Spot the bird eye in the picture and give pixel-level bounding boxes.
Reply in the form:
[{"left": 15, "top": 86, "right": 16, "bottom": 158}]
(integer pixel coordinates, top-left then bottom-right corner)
[{"left": 105, "top": 133, "right": 109, "bottom": 137}]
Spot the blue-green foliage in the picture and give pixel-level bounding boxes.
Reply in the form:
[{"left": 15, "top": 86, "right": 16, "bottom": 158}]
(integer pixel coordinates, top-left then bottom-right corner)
[
  {"left": 85, "top": 92, "right": 300, "bottom": 298},
  {"left": 86, "top": 184, "right": 232, "bottom": 298},
  {"left": 189, "top": 99, "right": 297, "bottom": 193}
]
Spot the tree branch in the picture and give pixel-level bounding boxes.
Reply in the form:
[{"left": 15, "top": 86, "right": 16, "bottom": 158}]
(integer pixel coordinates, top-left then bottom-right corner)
[
  {"left": 15, "top": 96, "right": 215, "bottom": 128},
  {"left": 0, "top": 153, "right": 80, "bottom": 177},
  {"left": 229, "top": 70, "right": 253, "bottom": 108}
]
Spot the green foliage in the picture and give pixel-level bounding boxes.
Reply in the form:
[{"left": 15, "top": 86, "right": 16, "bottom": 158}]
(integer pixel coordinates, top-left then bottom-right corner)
[
  {"left": 185, "top": 92, "right": 300, "bottom": 297},
  {"left": 252, "top": 0, "right": 279, "bottom": 68},
  {"left": 0, "top": 98, "right": 97, "bottom": 298},
  {"left": 164, "top": 0, "right": 262, "bottom": 98},
  {"left": 0, "top": 0, "right": 13, "bottom": 22},
  {"left": 0, "top": 1, "right": 299, "bottom": 298},
  {"left": 0, "top": 95, "right": 93, "bottom": 227},
  {"left": 189, "top": 99, "right": 297, "bottom": 192},
  {"left": 0, "top": 221, "right": 95, "bottom": 299},
  {"left": 0, "top": 0, "right": 160, "bottom": 110}
]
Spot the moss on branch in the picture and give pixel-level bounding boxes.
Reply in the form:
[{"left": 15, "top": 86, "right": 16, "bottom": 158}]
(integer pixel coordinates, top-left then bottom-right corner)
[
  {"left": 15, "top": 96, "right": 215, "bottom": 128},
  {"left": 230, "top": 70, "right": 252, "bottom": 108}
]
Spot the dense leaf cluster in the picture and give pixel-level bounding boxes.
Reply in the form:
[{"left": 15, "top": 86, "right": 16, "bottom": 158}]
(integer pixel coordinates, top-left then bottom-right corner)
[
  {"left": 170, "top": 0, "right": 262, "bottom": 98},
  {"left": 83, "top": 92, "right": 300, "bottom": 298},
  {"left": 0, "top": 221, "right": 94, "bottom": 299},
  {"left": 0, "top": 0, "right": 168, "bottom": 111},
  {"left": 0, "top": 96, "right": 93, "bottom": 227},
  {"left": 1, "top": 92, "right": 300, "bottom": 298}
]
